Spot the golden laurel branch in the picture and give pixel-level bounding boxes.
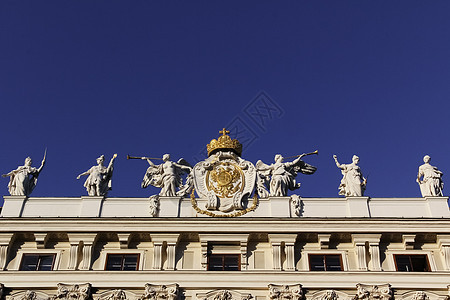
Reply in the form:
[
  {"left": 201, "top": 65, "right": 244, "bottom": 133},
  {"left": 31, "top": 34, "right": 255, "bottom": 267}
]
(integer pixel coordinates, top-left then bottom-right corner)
[{"left": 190, "top": 188, "right": 258, "bottom": 218}]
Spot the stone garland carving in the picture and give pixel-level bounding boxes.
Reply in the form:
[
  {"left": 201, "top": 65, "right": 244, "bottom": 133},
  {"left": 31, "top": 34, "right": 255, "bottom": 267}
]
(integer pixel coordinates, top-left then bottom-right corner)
[
  {"left": 353, "top": 284, "right": 393, "bottom": 300},
  {"left": 138, "top": 284, "right": 178, "bottom": 300},
  {"left": 268, "top": 284, "right": 304, "bottom": 300},
  {"left": 53, "top": 283, "right": 91, "bottom": 300},
  {"left": 96, "top": 290, "right": 128, "bottom": 300},
  {"left": 321, "top": 291, "right": 338, "bottom": 300},
  {"left": 10, "top": 291, "right": 50, "bottom": 300},
  {"left": 446, "top": 286, "right": 450, "bottom": 300},
  {"left": 197, "top": 290, "right": 252, "bottom": 300},
  {"left": 411, "top": 292, "right": 429, "bottom": 300}
]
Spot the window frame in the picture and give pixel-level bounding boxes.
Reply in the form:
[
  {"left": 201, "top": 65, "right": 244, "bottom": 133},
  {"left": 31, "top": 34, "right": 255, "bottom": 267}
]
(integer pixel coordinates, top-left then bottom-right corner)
[
  {"left": 104, "top": 253, "right": 140, "bottom": 271},
  {"left": 99, "top": 249, "right": 146, "bottom": 271},
  {"left": 19, "top": 253, "right": 57, "bottom": 271},
  {"left": 308, "top": 253, "right": 344, "bottom": 271},
  {"left": 207, "top": 253, "right": 241, "bottom": 271},
  {"left": 301, "top": 250, "right": 349, "bottom": 271},
  {"left": 393, "top": 254, "right": 431, "bottom": 272},
  {"left": 12, "top": 250, "right": 62, "bottom": 271},
  {"left": 386, "top": 250, "right": 436, "bottom": 272}
]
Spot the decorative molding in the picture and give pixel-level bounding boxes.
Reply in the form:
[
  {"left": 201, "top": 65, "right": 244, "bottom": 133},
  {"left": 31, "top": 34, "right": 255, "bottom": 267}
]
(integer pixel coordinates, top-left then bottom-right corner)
[
  {"left": 290, "top": 195, "right": 301, "bottom": 217},
  {"left": 321, "top": 290, "right": 338, "bottom": 300},
  {"left": 96, "top": 290, "right": 136, "bottom": 300},
  {"left": 353, "top": 284, "right": 393, "bottom": 300},
  {"left": 268, "top": 284, "right": 304, "bottom": 300},
  {"left": 149, "top": 195, "right": 159, "bottom": 217},
  {"left": 139, "top": 284, "right": 178, "bottom": 300},
  {"left": 411, "top": 292, "right": 429, "bottom": 300},
  {"left": 11, "top": 291, "right": 50, "bottom": 300},
  {"left": 53, "top": 283, "right": 91, "bottom": 300},
  {"left": 311, "top": 290, "right": 350, "bottom": 300},
  {"left": 197, "top": 290, "right": 252, "bottom": 300}
]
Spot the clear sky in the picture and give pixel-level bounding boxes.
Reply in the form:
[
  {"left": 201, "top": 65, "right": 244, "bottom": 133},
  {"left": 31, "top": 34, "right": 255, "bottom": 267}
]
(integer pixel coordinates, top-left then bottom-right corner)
[{"left": 1, "top": 1, "right": 450, "bottom": 201}]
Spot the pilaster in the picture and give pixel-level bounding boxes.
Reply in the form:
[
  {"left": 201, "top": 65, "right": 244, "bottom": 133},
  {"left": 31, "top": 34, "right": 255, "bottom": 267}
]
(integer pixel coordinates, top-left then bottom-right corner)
[
  {"left": 67, "top": 233, "right": 97, "bottom": 270},
  {"left": 437, "top": 235, "right": 450, "bottom": 270},
  {"left": 0, "top": 233, "right": 14, "bottom": 270},
  {"left": 150, "top": 234, "right": 180, "bottom": 270},
  {"left": 269, "top": 234, "right": 297, "bottom": 271}
]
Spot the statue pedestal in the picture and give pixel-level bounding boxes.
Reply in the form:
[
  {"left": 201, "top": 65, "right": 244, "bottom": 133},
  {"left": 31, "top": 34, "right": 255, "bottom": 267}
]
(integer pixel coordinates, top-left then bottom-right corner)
[
  {"left": 159, "top": 197, "right": 182, "bottom": 217},
  {"left": 425, "top": 197, "right": 450, "bottom": 217},
  {"left": 80, "top": 196, "right": 104, "bottom": 217},
  {"left": 346, "top": 197, "right": 370, "bottom": 217},
  {"left": 1, "top": 196, "right": 28, "bottom": 217},
  {"left": 270, "top": 197, "right": 291, "bottom": 217}
]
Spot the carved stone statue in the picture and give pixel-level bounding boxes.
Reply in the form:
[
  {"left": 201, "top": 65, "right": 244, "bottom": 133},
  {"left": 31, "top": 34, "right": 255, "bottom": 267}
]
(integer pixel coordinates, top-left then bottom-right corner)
[
  {"left": 141, "top": 154, "right": 192, "bottom": 197},
  {"left": 256, "top": 152, "right": 317, "bottom": 197},
  {"left": 417, "top": 155, "right": 443, "bottom": 197},
  {"left": 2, "top": 152, "right": 46, "bottom": 196},
  {"left": 333, "top": 155, "right": 366, "bottom": 197},
  {"left": 77, "top": 154, "right": 117, "bottom": 196}
]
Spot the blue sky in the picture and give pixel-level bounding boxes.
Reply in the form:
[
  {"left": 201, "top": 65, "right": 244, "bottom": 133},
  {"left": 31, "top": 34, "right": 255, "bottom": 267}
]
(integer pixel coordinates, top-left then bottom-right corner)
[{"left": 1, "top": 1, "right": 450, "bottom": 200}]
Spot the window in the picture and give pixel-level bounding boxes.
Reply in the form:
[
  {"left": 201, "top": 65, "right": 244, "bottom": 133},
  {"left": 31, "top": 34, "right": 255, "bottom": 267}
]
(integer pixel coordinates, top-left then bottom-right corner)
[
  {"left": 20, "top": 254, "right": 55, "bottom": 271},
  {"left": 309, "top": 254, "right": 343, "bottom": 271},
  {"left": 394, "top": 254, "right": 430, "bottom": 272},
  {"left": 105, "top": 254, "right": 139, "bottom": 271},
  {"left": 208, "top": 254, "right": 240, "bottom": 271}
]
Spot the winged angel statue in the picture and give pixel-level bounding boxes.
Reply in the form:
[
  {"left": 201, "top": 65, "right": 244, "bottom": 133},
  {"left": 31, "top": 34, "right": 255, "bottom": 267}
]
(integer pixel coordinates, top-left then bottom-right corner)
[
  {"left": 256, "top": 152, "right": 317, "bottom": 197},
  {"left": 141, "top": 154, "right": 192, "bottom": 197}
]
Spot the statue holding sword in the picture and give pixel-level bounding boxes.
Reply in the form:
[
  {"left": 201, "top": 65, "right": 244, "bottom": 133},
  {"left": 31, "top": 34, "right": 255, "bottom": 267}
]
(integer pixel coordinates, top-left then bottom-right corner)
[{"left": 2, "top": 149, "right": 47, "bottom": 196}]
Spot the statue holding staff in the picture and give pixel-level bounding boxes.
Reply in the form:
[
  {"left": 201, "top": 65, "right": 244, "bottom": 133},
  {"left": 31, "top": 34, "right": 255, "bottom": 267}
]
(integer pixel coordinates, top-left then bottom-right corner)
[
  {"left": 417, "top": 155, "right": 443, "bottom": 197},
  {"left": 129, "top": 153, "right": 192, "bottom": 197},
  {"left": 256, "top": 151, "right": 318, "bottom": 197},
  {"left": 77, "top": 154, "right": 117, "bottom": 196},
  {"left": 2, "top": 150, "right": 46, "bottom": 196},
  {"left": 333, "top": 154, "right": 366, "bottom": 197}
]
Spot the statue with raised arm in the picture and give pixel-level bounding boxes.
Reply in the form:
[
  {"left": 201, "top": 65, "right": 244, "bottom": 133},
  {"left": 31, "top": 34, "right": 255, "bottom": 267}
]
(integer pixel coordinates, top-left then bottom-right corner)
[
  {"left": 417, "top": 155, "right": 443, "bottom": 197},
  {"left": 333, "top": 154, "right": 366, "bottom": 197},
  {"left": 256, "top": 151, "right": 317, "bottom": 197},
  {"left": 77, "top": 154, "right": 117, "bottom": 196},
  {"left": 141, "top": 154, "right": 192, "bottom": 197},
  {"left": 2, "top": 151, "right": 46, "bottom": 196}
]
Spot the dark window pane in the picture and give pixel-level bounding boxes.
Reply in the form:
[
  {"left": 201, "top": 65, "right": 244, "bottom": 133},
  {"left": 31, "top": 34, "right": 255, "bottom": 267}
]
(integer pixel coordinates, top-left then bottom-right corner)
[
  {"left": 20, "top": 254, "right": 39, "bottom": 271},
  {"left": 20, "top": 254, "right": 55, "bottom": 271},
  {"left": 106, "top": 254, "right": 139, "bottom": 271},
  {"left": 310, "top": 254, "right": 342, "bottom": 271},
  {"left": 395, "top": 255, "right": 429, "bottom": 272},
  {"left": 123, "top": 255, "right": 138, "bottom": 271},
  {"left": 395, "top": 255, "right": 411, "bottom": 271},
  {"left": 325, "top": 255, "right": 342, "bottom": 271},
  {"left": 223, "top": 255, "right": 239, "bottom": 271},
  {"left": 38, "top": 255, "right": 55, "bottom": 271},
  {"left": 410, "top": 255, "right": 428, "bottom": 272},
  {"left": 309, "top": 255, "right": 325, "bottom": 271},
  {"left": 208, "top": 256, "right": 224, "bottom": 271},
  {"left": 106, "top": 255, "right": 124, "bottom": 270},
  {"left": 208, "top": 254, "right": 240, "bottom": 271}
]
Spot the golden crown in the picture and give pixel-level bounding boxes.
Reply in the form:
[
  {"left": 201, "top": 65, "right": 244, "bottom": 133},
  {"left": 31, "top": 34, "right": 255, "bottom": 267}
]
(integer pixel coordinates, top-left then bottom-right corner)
[{"left": 207, "top": 128, "right": 243, "bottom": 157}]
